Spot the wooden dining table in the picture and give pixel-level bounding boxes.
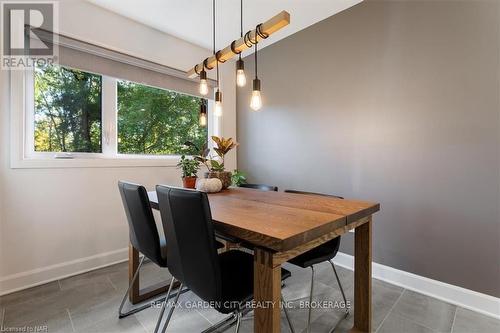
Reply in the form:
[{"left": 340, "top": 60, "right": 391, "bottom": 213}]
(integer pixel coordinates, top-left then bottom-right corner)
[{"left": 128, "top": 187, "right": 379, "bottom": 332}]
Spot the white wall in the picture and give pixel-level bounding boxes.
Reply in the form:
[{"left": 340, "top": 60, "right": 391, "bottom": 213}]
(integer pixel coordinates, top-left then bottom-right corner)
[{"left": 0, "top": 0, "right": 237, "bottom": 294}]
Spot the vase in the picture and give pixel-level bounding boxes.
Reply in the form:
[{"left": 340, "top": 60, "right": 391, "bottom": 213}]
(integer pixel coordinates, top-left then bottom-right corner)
[
  {"left": 205, "top": 171, "right": 232, "bottom": 190},
  {"left": 182, "top": 176, "right": 197, "bottom": 189}
]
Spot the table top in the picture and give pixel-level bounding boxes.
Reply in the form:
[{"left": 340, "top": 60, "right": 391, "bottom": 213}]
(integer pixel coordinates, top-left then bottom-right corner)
[{"left": 148, "top": 187, "right": 379, "bottom": 252}]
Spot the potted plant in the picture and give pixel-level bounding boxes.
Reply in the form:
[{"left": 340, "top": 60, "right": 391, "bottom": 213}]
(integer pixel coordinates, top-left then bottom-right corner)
[
  {"left": 231, "top": 169, "right": 247, "bottom": 186},
  {"left": 184, "top": 137, "right": 238, "bottom": 190},
  {"left": 176, "top": 155, "right": 200, "bottom": 189},
  {"left": 205, "top": 136, "right": 238, "bottom": 189}
]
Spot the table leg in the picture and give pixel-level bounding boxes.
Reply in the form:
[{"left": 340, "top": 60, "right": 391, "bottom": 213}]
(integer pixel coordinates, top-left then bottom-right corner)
[
  {"left": 254, "top": 248, "right": 281, "bottom": 333},
  {"left": 128, "top": 244, "right": 140, "bottom": 302},
  {"left": 352, "top": 217, "right": 372, "bottom": 332},
  {"left": 128, "top": 243, "right": 177, "bottom": 304}
]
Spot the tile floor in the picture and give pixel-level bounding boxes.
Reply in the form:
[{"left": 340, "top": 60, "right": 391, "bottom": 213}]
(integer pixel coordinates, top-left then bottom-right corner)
[{"left": 1, "top": 260, "right": 499, "bottom": 333}]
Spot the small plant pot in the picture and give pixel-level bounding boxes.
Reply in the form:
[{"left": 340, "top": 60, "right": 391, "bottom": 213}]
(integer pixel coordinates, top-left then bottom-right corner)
[
  {"left": 205, "top": 171, "right": 232, "bottom": 190},
  {"left": 182, "top": 176, "right": 197, "bottom": 189}
]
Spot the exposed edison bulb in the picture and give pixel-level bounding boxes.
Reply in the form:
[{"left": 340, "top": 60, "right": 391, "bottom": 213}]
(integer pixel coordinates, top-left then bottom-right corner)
[
  {"left": 236, "top": 59, "right": 246, "bottom": 87},
  {"left": 214, "top": 90, "right": 223, "bottom": 117},
  {"left": 250, "top": 90, "right": 262, "bottom": 111},
  {"left": 199, "top": 70, "right": 208, "bottom": 96},
  {"left": 250, "top": 78, "right": 262, "bottom": 111},
  {"left": 236, "top": 69, "right": 247, "bottom": 87},
  {"left": 199, "top": 113, "right": 207, "bottom": 127},
  {"left": 199, "top": 79, "right": 209, "bottom": 96},
  {"left": 214, "top": 101, "right": 223, "bottom": 117},
  {"left": 199, "top": 101, "right": 207, "bottom": 127}
]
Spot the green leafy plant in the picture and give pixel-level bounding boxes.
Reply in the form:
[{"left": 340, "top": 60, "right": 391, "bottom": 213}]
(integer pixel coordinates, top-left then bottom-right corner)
[
  {"left": 185, "top": 137, "right": 238, "bottom": 172},
  {"left": 231, "top": 170, "right": 247, "bottom": 186},
  {"left": 176, "top": 155, "right": 200, "bottom": 178},
  {"left": 210, "top": 136, "right": 239, "bottom": 171},
  {"left": 210, "top": 160, "right": 225, "bottom": 172},
  {"left": 184, "top": 141, "right": 210, "bottom": 170}
]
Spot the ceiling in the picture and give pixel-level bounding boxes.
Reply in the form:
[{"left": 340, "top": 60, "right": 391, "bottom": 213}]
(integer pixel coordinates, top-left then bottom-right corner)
[{"left": 87, "top": 0, "right": 363, "bottom": 53}]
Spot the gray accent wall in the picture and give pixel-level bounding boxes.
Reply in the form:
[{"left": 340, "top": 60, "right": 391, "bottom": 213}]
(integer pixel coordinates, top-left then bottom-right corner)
[{"left": 236, "top": 0, "right": 500, "bottom": 297}]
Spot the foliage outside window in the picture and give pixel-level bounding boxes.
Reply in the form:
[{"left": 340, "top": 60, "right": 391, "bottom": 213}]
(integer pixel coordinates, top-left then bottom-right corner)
[
  {"left": 31, "top": 64, "right": 208, "bottom": 158},
  {"left": 117, "top": 80, "right": 207, "bottom": 155},
  {"left": 34, "top": 64, "right": 102, "bottom": 153}
]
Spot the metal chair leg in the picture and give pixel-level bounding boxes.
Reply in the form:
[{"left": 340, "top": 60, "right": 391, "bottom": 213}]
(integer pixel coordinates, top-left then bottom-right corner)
[
  {"left": 234, "top": 312, "right": 242, "bottom": 333},
  {"left": 154, "top": 276, "right": 176, "bottom": 333},
  {"left": 329, "top": 260, "right": 349, "bottom": 314},
  {"left": 281, "top": 293, "right": 295, "bottom": 333},
  {"left": 307, "top": 265, "right": 315, "bottom": 333},
  {"left": 201, "top": 312, "right": 238, "bottom": 333},
  {"left": 118, "top": 256, "right": 148, "bottom": 318},
  {"left": 160, "top": 282, "right": 184, "bottom": 333}
]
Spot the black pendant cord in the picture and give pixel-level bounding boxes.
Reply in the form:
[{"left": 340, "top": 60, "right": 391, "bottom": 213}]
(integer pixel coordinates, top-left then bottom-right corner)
[
  {"left": 239, "top": 0, "right": 243, "bottom": 61},
  {"left": 254, "top": 42, "right": 258, "bottom": 79},
  {"left": 212, "top": 0, "right": 215, "bottom": 56},
  {"left": 213, "top": 0, "right": 220, "bottom": 88},
  {"left": 254, "top": 23, "right": 268, "bottom": 79}
]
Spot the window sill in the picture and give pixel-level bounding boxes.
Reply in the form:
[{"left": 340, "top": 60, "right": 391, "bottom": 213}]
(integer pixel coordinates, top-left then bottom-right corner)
[{"left": 10, "top": 155, "right": 182, "bottom": 169}]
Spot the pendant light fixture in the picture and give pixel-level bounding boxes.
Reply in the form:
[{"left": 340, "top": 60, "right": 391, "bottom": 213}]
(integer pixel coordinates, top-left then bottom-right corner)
[
  {"left": 199, "top": 99, "right": 207, "bottom": 127},
  {"left": 188, "top": 11, "right": 289, "bottom": 79},
  {"left": 250, "top": 41, "right": 262, "bottom": 111},
  {"left": 189, "top": 7, "right": 290, "bottom": 114},
  {"left": 199, "top": 68, "right": 208, "bottom": 96},
  {"left": 214, "top": 88, "right": 222, "bottom": 117},
  {"left": 250, "top": 24, "right": 267, "bottom": 111},
  {"left": 236, "top": 59, "right": 246, "bottom": 87},
  {"left": 235, "top": 0, "right": 246, "bottom": 87},
  {"left": 213, "top": 0, "right": 223, "bottom": 117}
]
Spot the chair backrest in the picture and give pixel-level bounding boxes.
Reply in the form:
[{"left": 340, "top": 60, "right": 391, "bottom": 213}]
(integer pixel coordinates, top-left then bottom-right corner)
[
  {"left": 240, "top": 183, "right": 278, "bottom": 192},
  {"left": 118, "top": 181, "right": 163, "bottom": 265},
  {"left": 284, "top": 189, "right": 344, "bottom": 199},
  {"left": 156, "top": 185, "right": 221, "bottom": 302}
]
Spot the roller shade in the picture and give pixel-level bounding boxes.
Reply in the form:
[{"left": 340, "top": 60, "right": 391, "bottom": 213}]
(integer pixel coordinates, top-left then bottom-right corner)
[{"left": 34, "top": 30, "right": 214, "bottom": 98}]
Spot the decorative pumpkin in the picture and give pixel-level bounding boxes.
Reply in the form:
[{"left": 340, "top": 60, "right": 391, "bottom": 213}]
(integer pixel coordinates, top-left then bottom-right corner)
[
  {"left": 196, "top": 178, "right": 223, "bottom": 193},
  {"left": 205, "top": 171, "right": 232, "bottom": 189}
]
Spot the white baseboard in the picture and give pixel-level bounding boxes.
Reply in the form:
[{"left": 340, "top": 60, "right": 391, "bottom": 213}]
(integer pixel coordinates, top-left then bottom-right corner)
[
  {"left": 2, "top": 248, "right": 499, "bottom": 321},
  {"left": 332, "top": 252, "right": 500, "bottom": 320},
  {"left": 0, "top": 247, "right": 129, "bottom": 296}
]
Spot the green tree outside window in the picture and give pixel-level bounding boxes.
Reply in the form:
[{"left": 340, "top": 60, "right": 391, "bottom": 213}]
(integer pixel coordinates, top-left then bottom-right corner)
[
  {"left": 33, "top": 63, "right": 207, "bottom": 155},
  {"left": 117, "top": 80, "right": 207, "bottom": 155},
  {"left": 34, "top": 64, "right": 102, "bottom": 152}
]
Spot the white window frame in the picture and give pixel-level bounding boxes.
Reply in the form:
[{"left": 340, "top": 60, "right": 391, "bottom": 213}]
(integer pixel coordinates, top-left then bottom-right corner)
[{"left": 10, "top": 68, "right": 220, "bottom": 169}]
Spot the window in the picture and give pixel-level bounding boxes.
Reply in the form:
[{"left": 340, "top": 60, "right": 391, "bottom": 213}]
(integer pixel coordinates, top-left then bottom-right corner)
[
  {"left": 24, "top": 63, "right": 209, "bottom": 163},
  {"left": 117, "top": 80, "right": 207, "bottom": 155},
  {"left": 34, "top": 64, "right": 102, "bottom": 153}
]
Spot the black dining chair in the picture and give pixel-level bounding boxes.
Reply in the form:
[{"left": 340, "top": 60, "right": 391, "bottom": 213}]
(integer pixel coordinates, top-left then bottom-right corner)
[
  {"left": 117, "top": 181, "right": 173, "bottom": 323},
  {"left": 117, "top": 181, "right": 222, "bottom": 328},
  {"left": 284, "top": 189, "right": 349, "bottom": 333},
  {"left": 239, "top": 183, "right": 278, "bottom": 192},
  {"left": 155, "top": 185, "right": 295, "bottom": 333}
]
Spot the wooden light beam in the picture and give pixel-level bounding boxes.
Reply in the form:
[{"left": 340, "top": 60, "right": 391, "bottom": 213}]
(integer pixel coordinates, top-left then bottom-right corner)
[{"left": 187, "top": 10, "right": 290, "bottom": 79}]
